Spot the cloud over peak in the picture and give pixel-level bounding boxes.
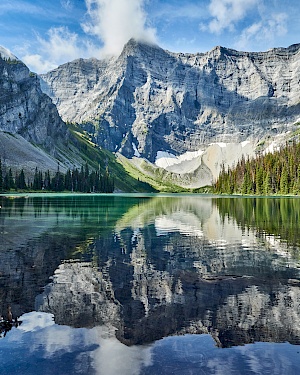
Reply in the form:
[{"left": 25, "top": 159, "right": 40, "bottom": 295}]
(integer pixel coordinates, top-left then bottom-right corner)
[{"left": 82, "top": 0, "right": 157, "bottom": 56}]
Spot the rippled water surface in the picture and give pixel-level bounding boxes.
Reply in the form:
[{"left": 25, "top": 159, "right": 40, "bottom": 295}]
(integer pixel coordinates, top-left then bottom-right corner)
[{"left": 0, "top": 194, "right": 300, "bottom": 374}]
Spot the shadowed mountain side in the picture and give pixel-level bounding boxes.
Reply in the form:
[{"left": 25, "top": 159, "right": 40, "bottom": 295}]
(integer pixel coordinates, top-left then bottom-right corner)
[
  {"left": 41, "top": 40, "right": 300, "bottom": 162},
  {"left": 0, "top": 132, "right": 63, "bottom": 176},
  {"left": 0, "top": 49, "right": 155, "bottom": 191},
  {"left": 0, "top": 52, "right": 72, "bottom": 165}
]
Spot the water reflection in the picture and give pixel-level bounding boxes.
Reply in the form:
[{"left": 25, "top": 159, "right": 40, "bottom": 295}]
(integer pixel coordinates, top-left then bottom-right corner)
[{"left": 0, "top": 194, "right": 300, "bottom": 374}]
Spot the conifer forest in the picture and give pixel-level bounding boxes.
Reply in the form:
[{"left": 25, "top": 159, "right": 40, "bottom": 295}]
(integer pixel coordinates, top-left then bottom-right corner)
[{"left": 214, "top": 140, "right": 300, "bottom": 195}]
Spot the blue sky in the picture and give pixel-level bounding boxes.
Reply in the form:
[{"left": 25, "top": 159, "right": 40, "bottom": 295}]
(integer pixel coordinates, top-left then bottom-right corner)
[{"left": 0, "top": 0, "right": 299, "bottom": 73}]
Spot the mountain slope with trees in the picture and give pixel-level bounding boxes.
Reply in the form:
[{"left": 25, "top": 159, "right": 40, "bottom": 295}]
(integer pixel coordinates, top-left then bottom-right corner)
[
  {"left": 0, "top": 46, "right": 154, "bottom": 193},
  {"left": 214, "top": 133, "right": 300, "bottom": 195}
]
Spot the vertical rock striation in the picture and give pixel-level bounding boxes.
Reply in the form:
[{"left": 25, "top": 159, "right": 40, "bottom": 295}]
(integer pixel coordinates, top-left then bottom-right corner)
[
  {"left": 0, "top": 47, "right": 69, "bottom": 150},
  {"left": 41, "top": 40, "right": 300, "bottom": 162}
]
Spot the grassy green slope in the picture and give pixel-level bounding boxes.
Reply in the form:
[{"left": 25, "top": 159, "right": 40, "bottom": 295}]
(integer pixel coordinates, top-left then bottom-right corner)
[
  {"left": 67, "top": 124, "right": 156, "bottom": 192},
  {"left": 117, "top": 153, "right": 192, "bottom": 192}
]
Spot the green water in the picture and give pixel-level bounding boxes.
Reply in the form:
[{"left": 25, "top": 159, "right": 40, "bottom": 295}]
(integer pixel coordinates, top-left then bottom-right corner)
[{"left": 0, "top": 194, "right": 299, "bottom": 374}]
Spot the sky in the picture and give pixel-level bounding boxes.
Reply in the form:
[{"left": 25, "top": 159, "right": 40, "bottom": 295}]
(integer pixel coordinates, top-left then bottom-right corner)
[{"left": 0, "top": 0, "right": 299, "bottom": 73}]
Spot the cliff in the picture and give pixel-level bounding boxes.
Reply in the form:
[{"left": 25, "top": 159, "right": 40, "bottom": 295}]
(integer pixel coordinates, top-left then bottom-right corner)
[{"left": 41, "top": 40, "right": 300, "bottom": 162}]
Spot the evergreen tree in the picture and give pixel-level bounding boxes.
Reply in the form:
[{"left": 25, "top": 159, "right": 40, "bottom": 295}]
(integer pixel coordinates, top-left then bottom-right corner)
[
  {"left": 280, "top": 166, "right": 289, "bottom": 194},
  {"left": 64, "top": 169, "right": 72, "bottom": 191},
  {"left": 215, "top": 139, "right": 300, "bottom": 196},
  {"left": 0, "top": 162, "right": 115, "bottom": 194},
  {"left": 8, "top": 168, "right": 15, "bottom": 190},
  {"left": 16, "top": 169, "right": 27, "bottom": 190},
  {"left": 33, "top": 167, "right": 40, "bottom": 190},
  {"left": 44, "top": 170, "right": 51, "bottom": 190},
  {"left": 3, "top": 173, "right": 9, "bottom": 191},
  {"left": 255, "top": 167, "right": 264, "bottom": 195},
  {"left": 263, "top": 171, "right": 272, "bottom": 195}
]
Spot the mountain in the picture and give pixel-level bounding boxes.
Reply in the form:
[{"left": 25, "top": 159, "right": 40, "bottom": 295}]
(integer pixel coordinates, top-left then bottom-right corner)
[
  {"left": 0, "top": 46, "right": 154, "bottom": 192},
  {"left": 0, "top": 46, "right": 73, "bottom": 175},
  {"left": 40, "top": 39, "right": 300, "bottom": 188}
]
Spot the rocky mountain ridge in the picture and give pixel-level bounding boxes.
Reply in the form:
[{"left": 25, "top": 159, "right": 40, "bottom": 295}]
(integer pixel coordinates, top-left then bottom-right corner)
[
  {"left": 0, "top": 50, "right": 64, "bottom": 146},
  {"left": 1, "top": 40, "right": 299, "bottom": 189},
  {"left": 0, "top": 46, "right": 153, "bottom": 191},
  {"left": 41, "top": 40, "right": 300, "bottom": 157},
  {"left": 40, "top": 39, "right": 300, "bottom": 188},
  {"left": 0, "top": 46, "right": 77, "bottom": 176}
]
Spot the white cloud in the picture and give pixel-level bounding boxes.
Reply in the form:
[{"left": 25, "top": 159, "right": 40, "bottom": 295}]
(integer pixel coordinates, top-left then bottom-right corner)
[
  {"left": 82, "top": 0, "right": 157, "bottom": 56},
  {"left": 20, "top": 26, "right": 101, "bottom": 73},
  {"left": 22, "top": 53, "right": 53, "bottom": 73},
  {"left": 60, "top": 0, "right": 73, "bottom": 11},
  {"left": 235, "top": 12, "right": 288, "bottom": 50},
  {"left": 17, "top": 0, "right": 157, "bottom": 72},
  {"left": 0, "top": 1, "right": 42, "bottom": 15},
  {"left": 205, "top": 0, "right": 258, "bottom": 34}
]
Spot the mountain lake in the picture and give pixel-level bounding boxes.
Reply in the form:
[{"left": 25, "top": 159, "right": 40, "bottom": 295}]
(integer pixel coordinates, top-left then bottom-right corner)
[{"left": 0, "top": 193, "right": 299, "bottom": 375}]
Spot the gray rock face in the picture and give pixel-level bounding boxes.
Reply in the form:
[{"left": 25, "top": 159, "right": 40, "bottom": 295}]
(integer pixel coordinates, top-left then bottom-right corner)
[
  {"left": 41, "top": 39, "right": 300, "bottom": 162},
  {"left": 0, "top": 50, "right": 68, "bottom": 148}
]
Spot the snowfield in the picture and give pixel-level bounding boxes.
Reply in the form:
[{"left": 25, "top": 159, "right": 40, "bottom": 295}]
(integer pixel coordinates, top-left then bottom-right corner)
[{"left": 155, "top": 141, "right": 256, "bottom": 181}]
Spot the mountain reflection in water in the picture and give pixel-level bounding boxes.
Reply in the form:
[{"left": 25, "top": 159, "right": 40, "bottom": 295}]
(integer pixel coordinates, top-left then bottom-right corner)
[{"left": 0, "top": 194, "right": 299, "bottom": 374}]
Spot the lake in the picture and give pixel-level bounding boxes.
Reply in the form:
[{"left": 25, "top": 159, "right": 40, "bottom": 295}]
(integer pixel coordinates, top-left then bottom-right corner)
[{"left": 0, "top": 193, "right": 299, "bottom": 375}]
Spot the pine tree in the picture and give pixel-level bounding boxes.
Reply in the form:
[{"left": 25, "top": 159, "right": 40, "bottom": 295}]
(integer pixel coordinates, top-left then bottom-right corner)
[
  {"left": 44, "top": 170, "right": 51, "bottom": 190},
  {"left": 263, "top": 171, "right": 272, "bottom": 195},
  {"left": 280, "top": 166, "right": 289, "bottom": 194},
  {"left": 8, "top": 168, "right": 15, "bottom": 190},
  {"left": 33, "top": 167, "right": 40, "bottom": 190},
  {"left": 255, "top": 167, "right": 264, "bottom": 195},
  {"left": 3, "top": 173, "right": 9, "bottom": 191},
  {"left": 16, "top": 169, "right": 27, "bottom": 190},
  {"left": 64, "top": 169, "right": 72, "bottom": 191}
]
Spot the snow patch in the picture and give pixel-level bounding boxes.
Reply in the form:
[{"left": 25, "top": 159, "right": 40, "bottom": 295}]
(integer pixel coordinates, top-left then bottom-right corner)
[
  {"left": 0, "top": 46, "right": 18, "bottom": 61},
  {"left": 264, "top": 141, "right": 280, "bottom": 154},
  {"left": 241, "top": 141, "right": 250, "bottom": 148},
  {"left": 155, "top": 149, "right": 204, "bottom": 169},
  {"left": 156, "top": 151, "right": 177, "bottom": 160},
  {"left": 214, "top": 142, "right": 227, "bottom": 148},
  {"left": 132, "top": 142, "right": 140, "bottom": 157}
]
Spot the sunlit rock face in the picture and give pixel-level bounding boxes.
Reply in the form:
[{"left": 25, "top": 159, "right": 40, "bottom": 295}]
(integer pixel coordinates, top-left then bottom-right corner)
[
  {"left": 40, "top": 40, "right": 300, "bottom": 161},
  {"left": 0, "top": 48, "right": 68, "bottom": 150},
  {"left": 36, "top": 197, "right": 300, "bottom": 347},
  {"left": 0, "top": 48, "right": 80, "bottom": 176}
]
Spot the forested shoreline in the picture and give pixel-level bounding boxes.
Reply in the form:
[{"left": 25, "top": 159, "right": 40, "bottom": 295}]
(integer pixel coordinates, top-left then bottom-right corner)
[
  {"left": 2, "top": 139, "right": 300, "bottom": 196},
  {"left": 0, "top": 160, "right": 114, "bottom": 193},
  {"left": 214, "top": 140, "right": 300, "bottom": 195}
]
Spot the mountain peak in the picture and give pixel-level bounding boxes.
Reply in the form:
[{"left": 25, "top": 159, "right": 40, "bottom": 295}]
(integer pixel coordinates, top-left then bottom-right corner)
[
  {"left": 120, "top": 38, "right": 161, "bottom": 56},
  {"left": 0, "top": 46, "right": 19, "bottom": 61}
]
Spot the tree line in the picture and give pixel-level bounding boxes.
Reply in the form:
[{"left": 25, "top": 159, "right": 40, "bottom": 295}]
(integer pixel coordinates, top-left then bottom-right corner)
[
  {"left": 214, "top": 140, "right": 300, "bottom": 195},
  {"left": 0, "top": 160, "right": 114, "bottom": 193}
]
